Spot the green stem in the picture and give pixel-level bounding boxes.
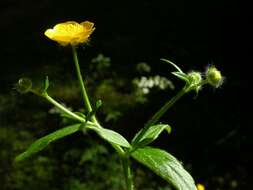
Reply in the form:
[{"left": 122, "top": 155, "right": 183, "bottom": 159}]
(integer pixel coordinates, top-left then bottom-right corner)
[
  {"left": 122, "top": 156, "right": 134, "bottom": 190},
  {"left": 146, "top": 86, "right": 187, "bottom": 127},
  {"left": 71, "top": 46, "right": 98, "bottom": 124},
  {"left": 132, "top": 86, "right": 188, "bottom": 146},
  {"left": 72, "top": 46, "right": 132, "bottom": 190},
  {"left": 42, "top": 92, "right": 126, "bottom": 155},
  {"left": 43, "top": 93, "right": 86, "bottom": 123}
]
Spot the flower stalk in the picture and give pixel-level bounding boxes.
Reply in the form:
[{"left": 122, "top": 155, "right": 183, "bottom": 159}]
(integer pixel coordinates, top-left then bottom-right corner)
[
  {"left": 70, "top": 45, "right": 136, "bottom": 190},
  {"left": 71, "top": 46, "right": 132, "bottom": 189},
  {"left": 145, "top": 86, "right": 187, "bottom": 127},
  {"left": 42, "top": 92, "right": 86, "bottom": 123},
  {"left": 71, "top": 46, "right": 98, "bottom": 125}
]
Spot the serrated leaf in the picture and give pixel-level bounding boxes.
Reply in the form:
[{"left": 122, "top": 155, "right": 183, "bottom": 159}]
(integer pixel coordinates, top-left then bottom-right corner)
[
  {"left": 88, "top": 126, "right": 130, "bottom": 148},
  {"left": 161, "top": 59, "right": 183, "bottom": 73},
  {"left": 132, "top": 124, "right": 171, "bottom": 148},
  {"left": 15, "top": 124, "right": 82, "bottom": 162},
  {"left": 172, "top": 72, "right": 190, "bottom": 83},
  {"left": 132, "top": 147, "right": 197, "bottom": 190}
]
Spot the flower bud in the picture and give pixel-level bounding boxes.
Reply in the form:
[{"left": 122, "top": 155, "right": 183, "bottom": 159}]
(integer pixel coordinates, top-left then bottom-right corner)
[
  {"left": 15, "top": 78, "right": 32, "bottom": 94},
  {"left": 206, "top": 66, "right": 223, "bottom": 87},
  {"left": 186, "top": 71, "right": 202, "bottom": 93},
  {"left": 188, "top": 71, "right": 202, "bottom": 85}
]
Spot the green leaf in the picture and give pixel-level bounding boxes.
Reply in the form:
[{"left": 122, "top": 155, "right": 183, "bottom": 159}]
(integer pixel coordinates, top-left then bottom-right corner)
[
  {"left": 44, "top": 76, "right": 49, "bottom": 92},
  {"left": 88, "top": 126, "right": 131, "bottom": 148},
  {"left": 132, "top": 124, "right": 171, "bottom": 148},
  {"left": 161, "top": 59, "right": 183, "bottom": 73},
  {"left": 74, "top": 112, "right": 86, "bottom": 119},
  {"left": 132, "top": 147, "right": 197, "bottom": 190},
  {"left": 172, "top": 72, "right": 190, "bottom": 83},
  {"left": 60, "top": 112, "right": 86, "bottom": 120},
  {"left": 15, "top": 124, "right": 82, "bottom": 162},
  {"left": 96, "top": 99, "right": 103, "bottom": 108}
]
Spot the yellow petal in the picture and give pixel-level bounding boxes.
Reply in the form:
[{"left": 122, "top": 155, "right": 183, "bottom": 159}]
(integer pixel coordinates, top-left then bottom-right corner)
[
  {"left": 81, "top": 21, "right": 95, "bottom": 30},
  {"left": 197, "top": 184, "right": 205, "bottom": 190},
  {"left": 44, "top": 29, "right": 55, "bottom": 39},
  {"left": 44, "top": 20, "right": 95, "bottom": 46}
]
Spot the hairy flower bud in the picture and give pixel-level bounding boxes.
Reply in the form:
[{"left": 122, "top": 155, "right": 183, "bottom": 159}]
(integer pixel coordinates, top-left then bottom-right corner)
[
  {"left": 15, "top": 78, "right": 32, "bottom": 94},
  {"left": 206, "top": 66, "right": 223, "bottom": 87},
  {"left": 186, "top": 71, "right": 202, "bottom": 92},
  {"left": 188, "top": 71, "right": 202, "bottom": 85}
]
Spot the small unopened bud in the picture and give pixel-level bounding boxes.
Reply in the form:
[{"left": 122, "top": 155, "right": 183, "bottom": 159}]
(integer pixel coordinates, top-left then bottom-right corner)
[
  {"left": 15, "top": 78, "right": 32, "bottom": 94},
  {"left": 206, "top": 66, "right": 223, "bottom": 87},
  {"left": 188, "top": 71, "right": 202, "bottom": 85},
  {"left": 187, "top": 71, "right": 202, "bottom": 92}
]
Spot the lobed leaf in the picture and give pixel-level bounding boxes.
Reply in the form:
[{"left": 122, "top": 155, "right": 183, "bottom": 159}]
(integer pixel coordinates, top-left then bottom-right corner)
[{"left": 132, "top": 147, "right": 197, "bottom": 190}]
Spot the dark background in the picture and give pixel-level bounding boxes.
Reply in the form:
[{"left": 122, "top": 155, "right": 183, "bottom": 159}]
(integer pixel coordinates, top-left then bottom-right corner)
[{"left": 0, "top": 0, "right": 247, "bottom": 189}]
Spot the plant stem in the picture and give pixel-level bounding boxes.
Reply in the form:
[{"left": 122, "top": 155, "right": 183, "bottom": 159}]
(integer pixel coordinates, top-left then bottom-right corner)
[
  {"left": 41, "top": 92, "right": 126, "bottom": 154},
  {"left": 43, "top": 93, "right": 86, "bottom": 123},
  {"left": 71, "top": 46, "right": 98, "bottom": 124},
  {"left": 72, "top": 46, "right": 133, "bottom": 190},
  {"left": 132, "top": 86, "right": 188, "bottom": 145},
  {"left": 146, "top": 86, "right": 187, "bottom": 127},
  {"left": 122, "top": 156, "right": 134, "bottom": 190}
]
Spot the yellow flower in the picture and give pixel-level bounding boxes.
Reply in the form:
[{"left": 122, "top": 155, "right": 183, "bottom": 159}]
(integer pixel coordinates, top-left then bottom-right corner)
[
  {"left": 197, "top": 183, "right": 205, "bottom": 190},
  {"left": 44, "top": 21, "right": 95, "bottom": 46}
]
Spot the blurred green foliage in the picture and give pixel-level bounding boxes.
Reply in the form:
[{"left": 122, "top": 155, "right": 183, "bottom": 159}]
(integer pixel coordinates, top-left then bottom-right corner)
[
  {"left": 0, "top": 54, "right": 175, "bottom": 190},
  {"left": 0, "top": 54, "right": 243, "bottom": 190}
]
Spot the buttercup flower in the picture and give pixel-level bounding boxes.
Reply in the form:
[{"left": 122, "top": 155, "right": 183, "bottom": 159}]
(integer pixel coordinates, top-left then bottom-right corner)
[
  {"left": 44, "top": 21, "right": 95, "bottom": 46},
  {"left": 196, "top": 183, "right": 205, "bottom": 190}
]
